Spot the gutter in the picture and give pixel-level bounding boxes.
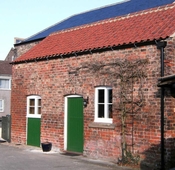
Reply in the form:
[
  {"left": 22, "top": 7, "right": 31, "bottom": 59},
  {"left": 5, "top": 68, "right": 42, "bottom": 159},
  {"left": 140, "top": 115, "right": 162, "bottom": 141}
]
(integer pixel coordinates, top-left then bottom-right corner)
[
  {"left": 158, "top": 74, "right": 175, "bottom": 82},
  {"left": 12, "top": 40, "right": 157, "bottom": 65}
]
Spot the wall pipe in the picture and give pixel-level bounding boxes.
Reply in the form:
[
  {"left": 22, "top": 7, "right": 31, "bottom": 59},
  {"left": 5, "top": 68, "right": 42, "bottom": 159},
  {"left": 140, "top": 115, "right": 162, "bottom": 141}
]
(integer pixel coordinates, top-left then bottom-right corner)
[{"left": 156, "top": 41, "right": 167, "bottom": 170}]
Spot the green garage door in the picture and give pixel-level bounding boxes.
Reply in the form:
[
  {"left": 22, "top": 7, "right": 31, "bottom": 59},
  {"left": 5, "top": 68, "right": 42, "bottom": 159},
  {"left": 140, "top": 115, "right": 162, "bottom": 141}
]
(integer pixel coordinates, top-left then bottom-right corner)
[
  {"left": 67, "top": 97, "right": 83, "bottom": 153},
  {"left": 27, "top": 118, "right": 41, "bottom": 147}
]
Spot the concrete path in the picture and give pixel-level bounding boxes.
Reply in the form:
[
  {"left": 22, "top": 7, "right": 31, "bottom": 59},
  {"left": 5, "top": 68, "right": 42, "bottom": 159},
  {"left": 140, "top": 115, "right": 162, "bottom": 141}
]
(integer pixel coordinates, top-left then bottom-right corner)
[{"left": 0, "top": 142, "right": 133, "bottom": 170}]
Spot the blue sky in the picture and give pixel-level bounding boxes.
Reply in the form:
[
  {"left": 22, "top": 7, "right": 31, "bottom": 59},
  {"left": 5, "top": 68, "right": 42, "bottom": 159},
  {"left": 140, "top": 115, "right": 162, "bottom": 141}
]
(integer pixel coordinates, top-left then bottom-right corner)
[{"left": 0, "top": 0, "right": 124, "bottom": 60}]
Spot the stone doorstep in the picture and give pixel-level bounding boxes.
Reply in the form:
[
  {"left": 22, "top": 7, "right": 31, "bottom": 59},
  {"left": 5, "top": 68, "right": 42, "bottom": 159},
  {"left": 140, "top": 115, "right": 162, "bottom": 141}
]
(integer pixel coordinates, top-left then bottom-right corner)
[{"left": 0, "top": 137, "right": 6, "bottom": 143}]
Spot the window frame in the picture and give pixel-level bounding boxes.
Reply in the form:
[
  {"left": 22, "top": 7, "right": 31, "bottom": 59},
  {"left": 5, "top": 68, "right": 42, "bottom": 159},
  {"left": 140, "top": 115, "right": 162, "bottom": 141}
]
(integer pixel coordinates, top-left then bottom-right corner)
[
  {"left": 95, "top": 86, "right": 113, "bottom": 123},
  {"left": 0, "top": 99, "right": 4, "bottom": 112},
  {"left": 27, "top": 95, "right": 41, "bottom": 118},
  {"left": 0, "top": 76, "right": 11, "bottom": 90}
]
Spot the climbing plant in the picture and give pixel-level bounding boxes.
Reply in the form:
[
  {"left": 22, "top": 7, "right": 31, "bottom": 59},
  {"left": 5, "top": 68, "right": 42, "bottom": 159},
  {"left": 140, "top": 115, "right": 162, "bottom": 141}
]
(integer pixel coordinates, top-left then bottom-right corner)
[{"left": 68, "top": 56, "right": 148, "bottom": 165}]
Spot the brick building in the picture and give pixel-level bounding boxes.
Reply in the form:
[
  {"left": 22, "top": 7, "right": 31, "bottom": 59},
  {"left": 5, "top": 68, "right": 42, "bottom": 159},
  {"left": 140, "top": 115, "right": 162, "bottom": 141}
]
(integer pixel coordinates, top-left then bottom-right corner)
[{"left": 11, "top": 3, "right": 175, "bottom": 170}]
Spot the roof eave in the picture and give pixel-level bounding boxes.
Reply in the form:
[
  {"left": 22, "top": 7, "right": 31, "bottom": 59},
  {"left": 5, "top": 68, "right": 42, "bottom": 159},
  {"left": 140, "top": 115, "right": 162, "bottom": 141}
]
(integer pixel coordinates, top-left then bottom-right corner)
[
  {"left": 12, "top": 39, "right": 160, "bottom": 65},
  {"left": 158, "top": 74, "right": 175, "bottom": 87}
]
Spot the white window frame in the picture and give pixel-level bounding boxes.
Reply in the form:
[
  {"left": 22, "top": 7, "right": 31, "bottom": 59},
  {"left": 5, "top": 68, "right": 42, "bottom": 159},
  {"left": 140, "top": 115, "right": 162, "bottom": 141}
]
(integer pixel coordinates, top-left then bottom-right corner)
[
  {"left": 0, "top": 76, "right": 11, "bottom": 90},
  {"left": 95, "top": 86, "right": 113, "bottom": 123},
  {"left": 27, "top": 95, "right": 41, "bottom": 118},
  {"left": 0, "top": 99, "right": 4, "bottom": 112}
]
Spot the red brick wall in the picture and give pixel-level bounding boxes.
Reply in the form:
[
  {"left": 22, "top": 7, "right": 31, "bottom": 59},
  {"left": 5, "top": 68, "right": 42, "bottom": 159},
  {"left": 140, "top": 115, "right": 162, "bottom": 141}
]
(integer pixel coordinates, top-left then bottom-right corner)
[{"left": 11, "top": 39, "right": 175, "bottom": 168}]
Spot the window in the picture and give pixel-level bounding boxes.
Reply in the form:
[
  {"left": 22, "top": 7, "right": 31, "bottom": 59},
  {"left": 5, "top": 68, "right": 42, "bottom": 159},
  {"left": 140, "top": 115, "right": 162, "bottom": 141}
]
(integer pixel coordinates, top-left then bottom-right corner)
[
  {"left": 95, "top": 86, "right": 113, "bottom": 123},
  {"left": 0, "top": 77, "right": 11, "bottom": 90},
  {"left": 27, "top": 96, "right": 41, "bottom": 118},
  {"left": 0, "top": 99, "right": 4, "bottom": 112}
]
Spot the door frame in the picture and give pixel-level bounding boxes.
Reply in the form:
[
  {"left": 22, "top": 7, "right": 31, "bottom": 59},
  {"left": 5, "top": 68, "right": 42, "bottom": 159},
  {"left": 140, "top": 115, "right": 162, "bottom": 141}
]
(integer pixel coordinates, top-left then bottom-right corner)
[{"left": 64, "top": 95, "right": 83, "bottom": 151}]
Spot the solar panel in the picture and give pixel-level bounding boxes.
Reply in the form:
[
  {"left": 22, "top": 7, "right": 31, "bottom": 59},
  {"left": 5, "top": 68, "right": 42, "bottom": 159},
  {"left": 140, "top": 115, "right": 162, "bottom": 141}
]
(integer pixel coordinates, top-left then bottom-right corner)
[{"left": 21, "top": 0, "right": 175, "bottom": 44}]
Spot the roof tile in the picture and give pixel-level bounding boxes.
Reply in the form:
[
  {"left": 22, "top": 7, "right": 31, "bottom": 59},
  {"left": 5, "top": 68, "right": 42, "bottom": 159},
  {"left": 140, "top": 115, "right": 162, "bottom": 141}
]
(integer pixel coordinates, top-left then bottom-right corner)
[{"left": 14, "top": 4, "right": 175, "bottom": 63}]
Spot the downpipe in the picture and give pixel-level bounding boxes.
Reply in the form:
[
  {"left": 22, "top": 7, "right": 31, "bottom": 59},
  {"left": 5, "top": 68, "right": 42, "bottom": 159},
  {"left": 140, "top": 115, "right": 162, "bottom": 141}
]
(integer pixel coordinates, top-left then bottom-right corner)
[{"left": 156, "top": 41, "right": 167, "bottom": 170}]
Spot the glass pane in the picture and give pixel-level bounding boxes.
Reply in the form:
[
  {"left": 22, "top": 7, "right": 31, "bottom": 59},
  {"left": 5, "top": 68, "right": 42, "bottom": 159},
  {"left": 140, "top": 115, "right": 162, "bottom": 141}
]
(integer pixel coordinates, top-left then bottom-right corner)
[
  {"left": 38, "top": 99, "right": 41, "bottom": 106},
  {"left": 0, "top": 79, "right": 9, "bottom": 89},
  {"left": 29, "top": 99, "right": 35, "bottom": 106},
  {"left": 38, "top": 107, "right": 41, "bottom": 114},
  {"left": 29, "top": 107, "right": 34, "bottom": 114},
  {"left": 98, "top": 89, "right": 104, "bottom": 103},
  {"left": 108, "top": 89, "right": 112, "bottom": 103},
  {"left": 98, "top": 104, "right": 104, "bottom": 118},
  {"left": 108, "top": 104, "right": 113, "bottom": 118}
]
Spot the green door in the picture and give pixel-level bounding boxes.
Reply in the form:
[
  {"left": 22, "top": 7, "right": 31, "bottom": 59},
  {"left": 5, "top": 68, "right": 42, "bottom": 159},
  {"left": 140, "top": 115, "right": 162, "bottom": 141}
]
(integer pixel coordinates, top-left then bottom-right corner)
[
  {"left": 27, "top": 118, "right": 41, "bottom": 147},
  {"left": 67, "top": 97, "right": 83, "bottom": 153}
]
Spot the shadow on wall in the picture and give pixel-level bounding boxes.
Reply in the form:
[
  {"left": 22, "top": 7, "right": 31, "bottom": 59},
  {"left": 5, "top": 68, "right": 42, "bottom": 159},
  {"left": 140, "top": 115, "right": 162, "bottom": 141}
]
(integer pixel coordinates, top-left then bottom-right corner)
[{"left": 140, "top": 138, "right": 175, "bottom": 170}]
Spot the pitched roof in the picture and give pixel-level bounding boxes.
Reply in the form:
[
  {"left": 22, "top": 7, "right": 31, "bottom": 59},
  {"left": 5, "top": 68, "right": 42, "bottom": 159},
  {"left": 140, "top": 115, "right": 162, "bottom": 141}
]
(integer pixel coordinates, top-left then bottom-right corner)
[
  {"left": 18, "top": 0, "right": 175, "bottom": 44},
  {"left": 0, "top": 61, "right": 12, "bottom": 75},
  {"left": 14, "top": 3, "right": 175, "bottom": 63}
]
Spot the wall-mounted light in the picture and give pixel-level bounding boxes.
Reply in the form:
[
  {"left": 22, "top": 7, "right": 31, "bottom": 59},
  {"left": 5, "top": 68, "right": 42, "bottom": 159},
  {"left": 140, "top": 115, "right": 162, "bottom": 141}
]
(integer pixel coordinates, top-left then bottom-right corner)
[{"left": 83, "top": 97, "right": 89, "bottom": 107}]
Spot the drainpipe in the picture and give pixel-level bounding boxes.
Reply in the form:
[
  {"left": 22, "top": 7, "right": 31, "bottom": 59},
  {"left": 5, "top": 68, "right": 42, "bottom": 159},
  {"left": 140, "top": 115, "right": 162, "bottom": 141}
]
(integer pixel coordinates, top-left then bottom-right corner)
[{"left": 156, "top": 41, "right": 167, "bottom": 170}]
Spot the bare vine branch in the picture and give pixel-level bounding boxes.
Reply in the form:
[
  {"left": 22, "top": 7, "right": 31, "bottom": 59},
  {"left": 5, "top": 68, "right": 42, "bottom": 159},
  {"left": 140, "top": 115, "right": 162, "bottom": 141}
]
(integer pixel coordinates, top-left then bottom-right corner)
[{"left": 68, "top": 57, "right": 148, "bottom": 165}]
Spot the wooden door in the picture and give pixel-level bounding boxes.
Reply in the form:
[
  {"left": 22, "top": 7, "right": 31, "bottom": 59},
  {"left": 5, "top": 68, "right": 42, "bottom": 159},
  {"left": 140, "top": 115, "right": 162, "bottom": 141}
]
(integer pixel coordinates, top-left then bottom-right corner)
[
  {"left": 27, "top": 118, "right": 41, "bottom": 147},
  {"left": 67, "top": 97, "right": 83, "bottom": 153}
]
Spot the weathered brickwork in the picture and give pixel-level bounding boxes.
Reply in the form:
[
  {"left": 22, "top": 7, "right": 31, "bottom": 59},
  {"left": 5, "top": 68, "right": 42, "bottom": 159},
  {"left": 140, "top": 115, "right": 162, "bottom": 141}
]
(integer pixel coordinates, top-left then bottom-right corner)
[
  {"left": 14, "top": 40, "right": 40, "bottom": 58},
  {"left": 11, "top": 39, "right": 175, "bottom": 169}
]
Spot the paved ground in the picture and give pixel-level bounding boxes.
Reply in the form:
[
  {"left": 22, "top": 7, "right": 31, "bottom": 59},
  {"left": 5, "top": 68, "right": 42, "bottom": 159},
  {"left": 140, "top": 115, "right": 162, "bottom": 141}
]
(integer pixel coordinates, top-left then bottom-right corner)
[{"left": 0, "top": 141, "right": 133, "bottom": 170}]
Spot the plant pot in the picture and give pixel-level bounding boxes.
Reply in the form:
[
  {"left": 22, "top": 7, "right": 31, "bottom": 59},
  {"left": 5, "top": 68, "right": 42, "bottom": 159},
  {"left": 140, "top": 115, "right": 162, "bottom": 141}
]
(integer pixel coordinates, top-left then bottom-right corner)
[{"left": 41, "top": 142, "right": 52, "bottom": 152}]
